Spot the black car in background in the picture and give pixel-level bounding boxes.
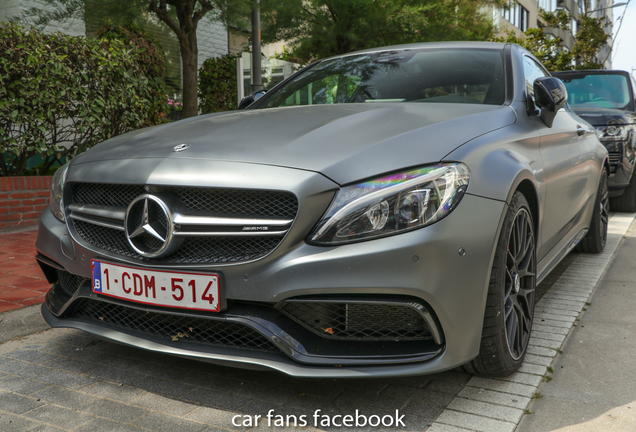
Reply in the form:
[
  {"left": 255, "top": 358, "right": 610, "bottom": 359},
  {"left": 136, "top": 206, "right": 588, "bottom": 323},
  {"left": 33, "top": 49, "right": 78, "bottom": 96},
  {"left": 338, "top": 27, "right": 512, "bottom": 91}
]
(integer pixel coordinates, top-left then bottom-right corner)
[{"left": 552, "top": 70, "right": 636, "bottom": 211}]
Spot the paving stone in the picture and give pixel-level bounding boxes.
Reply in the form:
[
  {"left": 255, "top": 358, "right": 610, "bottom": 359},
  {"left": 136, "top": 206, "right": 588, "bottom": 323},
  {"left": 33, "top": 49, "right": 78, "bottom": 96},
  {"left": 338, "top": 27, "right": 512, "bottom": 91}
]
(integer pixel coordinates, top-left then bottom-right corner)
[
  {"left": 84, "top": 366, "right": 146, "bottom": 385},
  {"left": 527, "top": 345, "right": 558, "bottom": 358},
  {"left": 339, "top": 388, "right": 409, "bottom": 411},
  {"left": 436, "top": 410, "right": 516, "bottom": 432},
  {"left": 401, "top": 398, "right": 444, "bottom": 418},
  {"left": 186, "top": 406, "right": 253, "bottom": 431},
  {"left": 534, "top": 312, "right": 576, "bottom": 323},
  {"left": 425, "top": 371, "right": 471, "bottom": 394},
  {"left": 467, "top": 377, "right": 536, "bottom": 398},
  {"left": 133, "top": 375, "right": 197, "bottom": 399},
  {"left": 41, "top": 358, "right": 99, "bottom": 374},
  {"left": 0, "top": 411, "right": 38, "bottom": 432},
  {"left": 382, "top": 386, "right": 454, "bottom": 406},
  {"left": 447, "top": 398, "right": 524, "bottom": 423},
  {"left": 457, "top": 386, "right": 531, "bottom": 410},
  {"left": 33, "top": 385, "right": 98, "bottom": 409},
  {"left": 25, "top": 404, "right": 95, "bottom": 429},
  {"left": 133, "top": 412, "right": 208, "bottom": 432},
  {"left": 81, "top": 381, "right": 147, "bottom": 403},
  {"left": 0, "top": 375, "right": 51, "bottom": 395},
  {"left": 38, "top": 370, "right": 97, "bottom": 389},
  {"left": 529, "top": 336, "right": 564, "bottom": 350},
  {"left": 132, "top": 393, "right": 198, "bottom": 416},
  {"left": 517, "top": 362, "right": 548, "bottom": 376},
  {"left": 5, "top": 349, "right": 60, "bottom": 364},
  {"left": 531, "top": 324, "right": 570, "bottom": 335},
  {"left": 80, "top": 399, "right": 150, "bottom": 423},
  {"left": 0, "top": 355, "right": 12, "bottom": 365},
  {"left": 534, "top": 318, "right": 574, "bottom": 329},
  {"left": 0, "top": 390, "right": 44, "bottom": 414},
  {"left": 41, "top": 343, "right": 102, "bottom": 362},
  {"left": 97, "top": 354, "right": 147, "bottom": 370},
  {"left": 0, "top": 360, "right": 53, "bottom": 378},
  {"left": 426, "top": 424, "right": 473, "bottom": 432},
  {"left": 182, "top": 387, "right": 251, "bottom": 411},
  {"left": 537, "top": 299, "right": 584, "bottom": 311},
  {"left": 74, "top": 418, "right": 145, "bottom": 432},
  {"left": 530, "top": 331, "right": 567, "bottom": 342}
]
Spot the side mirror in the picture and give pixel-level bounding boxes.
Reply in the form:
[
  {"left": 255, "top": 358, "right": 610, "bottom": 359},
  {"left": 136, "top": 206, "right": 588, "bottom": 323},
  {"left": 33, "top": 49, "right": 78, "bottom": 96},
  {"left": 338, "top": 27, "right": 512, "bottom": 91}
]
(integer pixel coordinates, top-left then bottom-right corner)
[
  {"left": 533, "top": 77, "right": 567, "bottom": 128},
  {"left": 238, "top": 89, "right": 268, "bottom": 110}
]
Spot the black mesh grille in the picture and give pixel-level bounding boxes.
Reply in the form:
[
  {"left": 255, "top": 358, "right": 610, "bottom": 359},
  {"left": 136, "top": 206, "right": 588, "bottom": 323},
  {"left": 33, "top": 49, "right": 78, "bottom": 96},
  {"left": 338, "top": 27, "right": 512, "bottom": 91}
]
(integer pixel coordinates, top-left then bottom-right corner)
[
  {"left": 69, "top": 183, "right": 298, "bottom": 264},
  {"left": 72, "top": 184, "right": 144, "bottom": 208},
  {"left": 70, "top": 299, "right": 279, "bottom": 352},
  {"left": 73, "top": 220, "right": 283, "bottom": 264},
  {"left": 278, "top": 302, "right": 432, "bottom": 340},
  {"left": 168, "top": 187, "right": 298, "bottom": 219},
  {"left": 71, "top": 183, "right": 298, "bottom": 219},
  {"left": 608, "top": 151, "right": 622, "bottom": 167},
  {"left": 56, "top": 270, "right": 89, "bottom": 297}
]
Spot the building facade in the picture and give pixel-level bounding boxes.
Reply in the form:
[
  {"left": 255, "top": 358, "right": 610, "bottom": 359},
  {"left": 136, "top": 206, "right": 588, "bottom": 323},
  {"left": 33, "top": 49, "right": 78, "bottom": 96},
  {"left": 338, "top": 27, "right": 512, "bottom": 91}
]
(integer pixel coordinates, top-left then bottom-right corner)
[{"left": 494, "top": 0, "right": 616, "bottom": 68}]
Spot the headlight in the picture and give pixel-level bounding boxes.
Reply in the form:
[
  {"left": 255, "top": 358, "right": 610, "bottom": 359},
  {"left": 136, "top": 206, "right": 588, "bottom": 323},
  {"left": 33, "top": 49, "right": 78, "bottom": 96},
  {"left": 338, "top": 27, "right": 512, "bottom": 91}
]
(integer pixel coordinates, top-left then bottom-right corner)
[
  {"left": 595, "top": 125, "right": 629, "bottom": 141},
  {"left": 50, "top": 163, "right": 69, "bottom": 222},
  {"left": 308, "top": 163, "right": 470, "bottom": 245}
]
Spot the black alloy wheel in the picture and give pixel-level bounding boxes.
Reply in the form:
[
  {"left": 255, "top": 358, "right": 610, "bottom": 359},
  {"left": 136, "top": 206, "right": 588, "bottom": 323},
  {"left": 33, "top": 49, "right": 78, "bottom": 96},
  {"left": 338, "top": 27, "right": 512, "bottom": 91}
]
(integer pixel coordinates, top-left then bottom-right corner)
[
  {"left": 503, "top": 204, "right": 535, "bottom": 361},
  {"left": 462, "top": 192, "right": 536, "bottom": 376},
  {"left": 576, "top": 168, "right": 609, "bottom": 253}
]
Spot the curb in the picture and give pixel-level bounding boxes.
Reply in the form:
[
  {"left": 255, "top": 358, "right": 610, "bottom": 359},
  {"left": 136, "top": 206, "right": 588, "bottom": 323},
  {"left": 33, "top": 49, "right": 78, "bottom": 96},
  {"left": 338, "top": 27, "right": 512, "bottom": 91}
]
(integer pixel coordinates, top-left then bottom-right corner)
[{"left": 426, "top": 213, "right": 636, "bottom": 432}]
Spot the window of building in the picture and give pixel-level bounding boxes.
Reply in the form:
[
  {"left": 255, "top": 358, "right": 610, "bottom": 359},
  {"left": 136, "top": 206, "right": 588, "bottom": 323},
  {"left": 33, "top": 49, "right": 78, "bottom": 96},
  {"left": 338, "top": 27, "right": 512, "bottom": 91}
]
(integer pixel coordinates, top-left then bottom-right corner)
[{"left": 503, "top": 0, "right": 530, "bottom": 31}]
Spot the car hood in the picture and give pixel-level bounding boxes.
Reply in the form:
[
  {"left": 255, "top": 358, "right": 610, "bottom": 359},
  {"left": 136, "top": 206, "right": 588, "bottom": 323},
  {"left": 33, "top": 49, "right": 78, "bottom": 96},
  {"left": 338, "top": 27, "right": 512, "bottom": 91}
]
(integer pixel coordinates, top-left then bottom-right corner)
[
  {"left": 75, "top": 103, "right": 516, "bottom": 185},
  {"left": 571, "top": 108, "right": 636, "bottom": 126}
]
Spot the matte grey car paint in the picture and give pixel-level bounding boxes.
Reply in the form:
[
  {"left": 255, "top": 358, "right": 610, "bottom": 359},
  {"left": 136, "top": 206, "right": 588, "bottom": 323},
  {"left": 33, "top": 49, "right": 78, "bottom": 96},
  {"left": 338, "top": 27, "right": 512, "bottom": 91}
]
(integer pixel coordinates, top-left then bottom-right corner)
[{"left": 37, "top": 42, "right": 608, "bottom": 377}]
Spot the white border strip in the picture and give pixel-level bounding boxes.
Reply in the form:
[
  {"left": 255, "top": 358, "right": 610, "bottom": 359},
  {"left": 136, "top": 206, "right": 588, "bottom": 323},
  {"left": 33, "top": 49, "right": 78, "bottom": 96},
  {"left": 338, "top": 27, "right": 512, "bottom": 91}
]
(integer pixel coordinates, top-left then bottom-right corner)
[{"left": 427, "top": 213, "right": 636, "bottom": 432}]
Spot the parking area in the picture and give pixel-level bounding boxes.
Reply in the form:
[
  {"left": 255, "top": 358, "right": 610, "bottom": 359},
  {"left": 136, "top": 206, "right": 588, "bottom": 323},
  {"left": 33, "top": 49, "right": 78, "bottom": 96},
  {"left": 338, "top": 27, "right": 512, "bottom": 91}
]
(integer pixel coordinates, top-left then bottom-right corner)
[{"left": 0, "top": 211, "right": 634, "bottom": 432}]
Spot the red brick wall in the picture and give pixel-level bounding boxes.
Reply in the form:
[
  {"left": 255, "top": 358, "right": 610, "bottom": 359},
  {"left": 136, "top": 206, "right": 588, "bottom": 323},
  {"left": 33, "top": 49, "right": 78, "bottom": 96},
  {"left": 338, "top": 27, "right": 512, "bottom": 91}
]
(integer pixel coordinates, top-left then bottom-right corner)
[{"left": 0, "top": 176, "right": 52, "bottom": 232}]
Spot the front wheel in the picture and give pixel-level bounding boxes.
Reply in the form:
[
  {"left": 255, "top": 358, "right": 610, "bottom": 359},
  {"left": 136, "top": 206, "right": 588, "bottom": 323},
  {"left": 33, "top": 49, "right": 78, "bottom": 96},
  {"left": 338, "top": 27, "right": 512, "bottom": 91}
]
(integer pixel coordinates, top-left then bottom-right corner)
[
  {"left": 576, "top": 168, "right": 609, "bottom": 253},
  {"left": 462, "top": 192, "right": 536, "bottom": 376}
]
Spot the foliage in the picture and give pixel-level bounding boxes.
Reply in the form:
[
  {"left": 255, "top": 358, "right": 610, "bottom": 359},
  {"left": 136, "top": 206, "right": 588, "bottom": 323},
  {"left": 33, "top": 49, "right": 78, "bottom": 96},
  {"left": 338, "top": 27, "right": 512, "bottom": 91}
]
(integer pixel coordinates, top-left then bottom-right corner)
[
  {"left": 18, "top": 0, "right": 255, "bottom": 119},
  {"left": 0, "top": 23, "right": 168, "bottom": 177},
  {"left": 261, "top": 0, "right": 503, "bottom": 64},
  {"left": 198, "top": 53, "right": 239, "bottom": 114},
  {"left": 494, "top": 9, "right": 607, "bottom": 71}
]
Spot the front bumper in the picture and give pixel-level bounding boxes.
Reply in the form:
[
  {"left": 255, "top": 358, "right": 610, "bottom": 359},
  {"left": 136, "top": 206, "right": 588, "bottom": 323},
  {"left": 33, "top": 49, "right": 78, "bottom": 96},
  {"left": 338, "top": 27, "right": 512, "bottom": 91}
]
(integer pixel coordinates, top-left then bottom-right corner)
[{"left": 37, "top": 193, "right": 506, "bottom": 377}]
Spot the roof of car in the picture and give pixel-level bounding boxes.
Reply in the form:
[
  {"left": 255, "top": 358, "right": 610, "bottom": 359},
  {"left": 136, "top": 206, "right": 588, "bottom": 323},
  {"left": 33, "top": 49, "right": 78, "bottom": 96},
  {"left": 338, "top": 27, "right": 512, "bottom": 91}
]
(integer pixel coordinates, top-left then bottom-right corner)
[{"left": 323, "top": 41, "right": 508, "bottom": 61}]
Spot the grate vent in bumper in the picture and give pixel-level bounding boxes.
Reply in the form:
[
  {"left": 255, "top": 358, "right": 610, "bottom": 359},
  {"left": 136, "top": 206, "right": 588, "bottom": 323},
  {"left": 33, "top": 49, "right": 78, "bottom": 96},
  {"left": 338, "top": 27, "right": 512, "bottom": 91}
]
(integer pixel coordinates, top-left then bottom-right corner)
[
  {"left": 56, "top": 270, "right": 89, "bottom": 297},
  {"left": 277, "top": 300, "right": 435, "bottom": 341},
  {"left": 69, "top": 299, "right": 279, "bottom": 352}
]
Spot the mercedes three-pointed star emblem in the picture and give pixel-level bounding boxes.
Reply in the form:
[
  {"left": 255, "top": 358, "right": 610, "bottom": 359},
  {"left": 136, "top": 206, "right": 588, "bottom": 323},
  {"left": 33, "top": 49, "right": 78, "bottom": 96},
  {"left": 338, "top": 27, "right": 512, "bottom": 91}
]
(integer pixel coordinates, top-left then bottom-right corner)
[{"left": 125, "top": 194, "right": 175, "bottom": 258}]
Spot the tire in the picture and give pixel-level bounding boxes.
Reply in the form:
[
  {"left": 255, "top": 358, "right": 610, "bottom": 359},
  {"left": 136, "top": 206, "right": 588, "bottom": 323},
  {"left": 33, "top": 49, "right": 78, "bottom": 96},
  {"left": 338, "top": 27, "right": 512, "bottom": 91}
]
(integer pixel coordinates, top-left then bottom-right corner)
[
  {"left": 576, "top": 168, "right": 609, "bottom": 253},
  {"left": 609, "top": 169, "right": 636, "bottom": 212},
  {"left": 462, "top": 192, "right": 536, "bottom": 377}
]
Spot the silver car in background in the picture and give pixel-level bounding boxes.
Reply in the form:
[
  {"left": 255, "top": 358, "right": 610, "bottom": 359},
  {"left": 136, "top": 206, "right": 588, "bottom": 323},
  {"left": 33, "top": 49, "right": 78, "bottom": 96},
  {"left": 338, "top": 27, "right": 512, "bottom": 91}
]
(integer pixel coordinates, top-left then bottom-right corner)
[{"left": 36, "top": 42, "right": 608, "bottom": 378}]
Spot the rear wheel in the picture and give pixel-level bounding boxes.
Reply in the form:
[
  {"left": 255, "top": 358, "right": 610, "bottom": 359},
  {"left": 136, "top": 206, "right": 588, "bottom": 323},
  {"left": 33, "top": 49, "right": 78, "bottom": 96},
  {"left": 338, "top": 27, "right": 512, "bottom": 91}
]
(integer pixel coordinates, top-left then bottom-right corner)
[
  {"left": 462, "top": 192, "right": 536, "bottom": 376},
  {"left": 609, "top": 169, "right": 636, "bottom": 212},
  {"left": 576, "top": 168, "right": 609, "bottom": 253}
]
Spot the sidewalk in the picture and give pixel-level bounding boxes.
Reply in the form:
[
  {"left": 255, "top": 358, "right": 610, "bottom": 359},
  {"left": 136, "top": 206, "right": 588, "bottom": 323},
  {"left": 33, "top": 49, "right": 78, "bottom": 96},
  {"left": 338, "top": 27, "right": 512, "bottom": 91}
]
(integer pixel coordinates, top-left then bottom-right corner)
[
  {"left": 0, "top": 230, "right": 48, "bottom": 313},
  {"left": 516, "top": 216, "right": 636, "bottom": 432}
]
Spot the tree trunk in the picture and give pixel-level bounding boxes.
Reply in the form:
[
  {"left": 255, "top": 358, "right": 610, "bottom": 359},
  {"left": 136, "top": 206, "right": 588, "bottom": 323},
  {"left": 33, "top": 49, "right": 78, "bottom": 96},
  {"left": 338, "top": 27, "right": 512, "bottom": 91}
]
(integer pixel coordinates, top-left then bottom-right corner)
[{"left": 180, "top": 38, "right": 198, "bottom": 119}]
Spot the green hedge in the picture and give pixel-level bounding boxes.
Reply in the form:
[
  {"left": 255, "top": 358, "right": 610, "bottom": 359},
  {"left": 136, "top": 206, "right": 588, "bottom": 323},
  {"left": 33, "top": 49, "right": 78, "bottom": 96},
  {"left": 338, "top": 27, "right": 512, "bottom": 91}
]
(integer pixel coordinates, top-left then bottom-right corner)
[
  {"left": 199, "top": 53, "right": 238, "bottom": 114},
  {"left": 0, "top": 23, "right": 168, "bottom": 176}
]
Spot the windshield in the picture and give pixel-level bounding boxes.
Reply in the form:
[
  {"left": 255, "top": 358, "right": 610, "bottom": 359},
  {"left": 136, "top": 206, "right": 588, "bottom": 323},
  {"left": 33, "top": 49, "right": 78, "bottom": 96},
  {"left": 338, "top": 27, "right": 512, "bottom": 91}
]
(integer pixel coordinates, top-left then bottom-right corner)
[
  {"left": 260, "top": 49, "right": 506, "bottom": 108},
  {"left": 558, "top": 74, "right": 632, "bottom": 110}
]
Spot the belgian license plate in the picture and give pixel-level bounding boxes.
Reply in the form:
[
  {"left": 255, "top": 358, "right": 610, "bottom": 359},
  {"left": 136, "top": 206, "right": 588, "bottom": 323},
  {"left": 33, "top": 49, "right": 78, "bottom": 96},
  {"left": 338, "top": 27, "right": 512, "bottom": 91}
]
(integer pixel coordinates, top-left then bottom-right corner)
[{"left": 91, "top": 260, "right": 220, "bottom": 312}]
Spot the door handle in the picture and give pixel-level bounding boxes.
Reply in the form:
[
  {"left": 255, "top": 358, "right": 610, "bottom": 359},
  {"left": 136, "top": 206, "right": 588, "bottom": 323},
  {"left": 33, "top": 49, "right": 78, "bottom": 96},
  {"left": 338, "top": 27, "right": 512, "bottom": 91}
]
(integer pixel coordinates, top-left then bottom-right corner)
[{"left": 576, "top": 126, "right": 586, "bottom": 136}]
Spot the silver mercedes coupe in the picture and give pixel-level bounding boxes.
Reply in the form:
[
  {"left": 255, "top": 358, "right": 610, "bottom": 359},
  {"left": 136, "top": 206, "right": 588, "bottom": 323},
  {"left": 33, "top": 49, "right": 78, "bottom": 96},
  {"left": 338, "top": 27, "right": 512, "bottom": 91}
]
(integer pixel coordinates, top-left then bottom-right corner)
[{"left": 36, "top": 42, "right": 609, "bottom": 378}]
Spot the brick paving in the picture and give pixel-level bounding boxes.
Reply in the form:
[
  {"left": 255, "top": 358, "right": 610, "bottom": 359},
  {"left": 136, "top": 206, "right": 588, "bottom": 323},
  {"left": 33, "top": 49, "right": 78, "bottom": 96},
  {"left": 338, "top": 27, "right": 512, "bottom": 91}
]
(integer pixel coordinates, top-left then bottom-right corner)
[{"left": 0, "top": 230, "right": 48, "bottom": 313}]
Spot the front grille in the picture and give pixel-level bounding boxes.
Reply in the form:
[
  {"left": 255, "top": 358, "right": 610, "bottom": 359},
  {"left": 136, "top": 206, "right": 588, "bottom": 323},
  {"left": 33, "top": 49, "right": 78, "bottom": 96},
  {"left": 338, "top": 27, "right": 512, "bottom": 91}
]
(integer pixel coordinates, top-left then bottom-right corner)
[
  {"left": 73, "top": 220, "right": 282, "bottom": 264},
  {"left": 70, "top": 299, "right": 279, "bottom": 352},
  {"left": 56, "top": 270, "right": 89, "bottom": 297},
  {"left": 71, "top": 183, "right": 298, "bottom": 219},
  {"left": 68, "top": 183, "right": 298, "bottom": 265},
  {"left": 278, "top": 301, "right": 433, "bottom": 340}
]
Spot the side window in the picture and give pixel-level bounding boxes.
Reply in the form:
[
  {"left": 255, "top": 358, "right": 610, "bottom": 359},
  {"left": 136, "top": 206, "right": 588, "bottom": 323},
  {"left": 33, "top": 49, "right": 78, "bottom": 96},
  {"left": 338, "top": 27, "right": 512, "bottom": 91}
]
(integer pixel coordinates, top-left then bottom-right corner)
[{"left": 523, "top": 56, "right": 548, "bottom": 101}]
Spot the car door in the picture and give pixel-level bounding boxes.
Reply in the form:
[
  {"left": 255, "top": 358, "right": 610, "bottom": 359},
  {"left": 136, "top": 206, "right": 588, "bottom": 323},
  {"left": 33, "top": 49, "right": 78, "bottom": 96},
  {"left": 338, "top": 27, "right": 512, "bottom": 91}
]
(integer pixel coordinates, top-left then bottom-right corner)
[{"left": 526, "top": 57, "right": 597, "bottom": 259}]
